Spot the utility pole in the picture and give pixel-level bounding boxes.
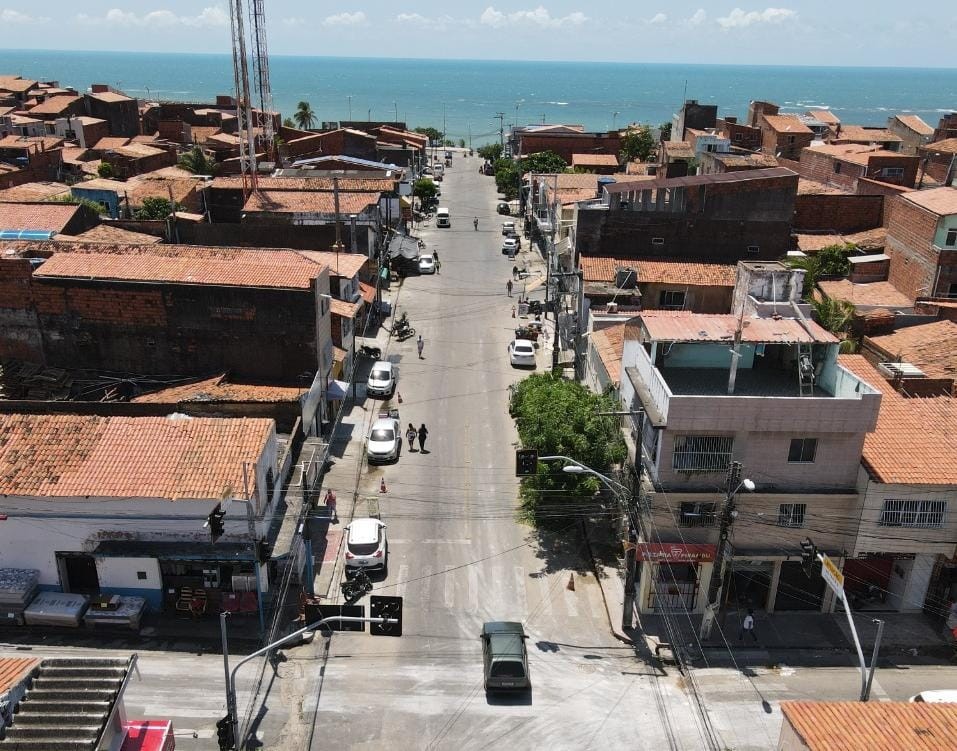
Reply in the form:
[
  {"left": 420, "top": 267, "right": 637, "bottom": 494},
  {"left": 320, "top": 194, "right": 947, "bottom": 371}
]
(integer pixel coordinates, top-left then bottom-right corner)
[
  {"left": 700, "top": 461, "right": 753, "bottom": 639},
  {"left": 495, "top": 112, "right": 505, "bottom": 149}
]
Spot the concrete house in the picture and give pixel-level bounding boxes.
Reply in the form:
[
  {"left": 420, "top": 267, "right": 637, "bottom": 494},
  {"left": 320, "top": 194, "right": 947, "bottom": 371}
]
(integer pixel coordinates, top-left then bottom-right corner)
[
  {"left": 884, "top": 187, "right": 957, "bottom": 300},
  {"left": 798, "top": 144, "right": 920, "bottom": 190},
  {"left": 759, "top": 115, "right": 814, "bottom": 160},
  {"left": 620, "top": 301, "right": 881, "bottom": 615},
  {"left": 0, "top": 413, "right": 281, "bottom": 616},
  {"left": 886, "top": 114, "right": 935, "bottom": 155}
]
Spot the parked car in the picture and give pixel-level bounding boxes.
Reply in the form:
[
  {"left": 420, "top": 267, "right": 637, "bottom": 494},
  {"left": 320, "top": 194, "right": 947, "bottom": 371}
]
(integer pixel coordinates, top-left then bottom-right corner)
[
  {"left": 505, "top": 231, "right": 522, "bottom": 248},
  {"left": 910, "top": 690, "right": 957, "bottom": 703},
  {"left": 502, "top": 237, "right": 520, "bottom": 255},
  {"left": 345, "top": 518, "right": 388, "bottom": 575},
  {"left": 497, "top": 202, "right": 511, "bottom": 215},
  {"left": 508, "top": 339, "right": 536, "bottom": 368},
  {"left": 366, "top": 361, "right": 395, "bottom": 398},
  {"left": 501, "top": 221, "right": 516, "bottom": 236},
  {"left": 418, "top": 255, "right": 436, "bottom": 274},
  {"left": 481, "top": 621, "right": 530, "bottom": 692},
  {"left": 367, "top": 416, "right": 401, "bottom": 463}
]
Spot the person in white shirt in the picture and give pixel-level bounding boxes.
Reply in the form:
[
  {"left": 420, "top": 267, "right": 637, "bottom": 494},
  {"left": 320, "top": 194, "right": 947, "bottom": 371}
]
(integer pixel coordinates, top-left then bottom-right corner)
[{"left": 739, "top": 609, "right": 757, "bottom": 642}]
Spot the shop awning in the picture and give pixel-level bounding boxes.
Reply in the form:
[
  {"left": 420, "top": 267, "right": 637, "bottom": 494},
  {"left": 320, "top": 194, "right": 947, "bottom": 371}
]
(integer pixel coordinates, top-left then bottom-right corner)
[
  {"left": 326, "top": 379, "right": 350, "bottom": 400},
  {"left": 94, "top": 540, "right": 254, "bottom": 562}
]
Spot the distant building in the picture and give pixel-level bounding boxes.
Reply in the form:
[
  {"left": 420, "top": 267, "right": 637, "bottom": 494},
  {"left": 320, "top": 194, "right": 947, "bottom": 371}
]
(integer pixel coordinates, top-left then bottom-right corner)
[
  {"left": 830, "top": 125, "right": 902, "bottom": 152},
  {"left": 886, "top": 114, "right": 935, "bottom": 154},
  {"left": 685, "top": 128, "right": 730, "bottom": 157},
  {"left": 715, "top": 117, "right": 762, "bottom": 151},
  {"left": 658, "top": 140, "right": 695, "bottom": 178},
  {"left": 759, "top": 115, "right": 814, "bottom": 160},
  {"left": 85, "top": 87, "right": 140, "bottom": 137},
  {"left": 699, "top": 150, "right": 778, "bottom": 175},
  {"left": 885, "top": 187, "right": 957, "bottom": 299},
  {"left": 798, "top": 144, "right": 919, "bottom": 189},
  {"left": 570, "top": 153, "right": 620, "bottom": 174},
  {"left": 512, "top": 125, "right": 622, "bottom": 165},
  {"left": 670, "top": 99, "right": 717, "bottom": 143}
]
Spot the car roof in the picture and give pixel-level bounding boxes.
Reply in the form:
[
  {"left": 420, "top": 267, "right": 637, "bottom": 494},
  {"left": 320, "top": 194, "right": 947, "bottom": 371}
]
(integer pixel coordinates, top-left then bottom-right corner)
[
  {"left": 482, "top": 621, "right": 525, "bottom": 634},
  {"left": 348, "top": 517, "right": 383, "bottom": 543},
  {"left": 512, "top": 339, "right": 535, "bottom": 347},
  {"left": 371, "top": 417, "right": 397, "bottom": 430},
  {"left": 371, "top": 360, "right": 392, "bottom": 371}
]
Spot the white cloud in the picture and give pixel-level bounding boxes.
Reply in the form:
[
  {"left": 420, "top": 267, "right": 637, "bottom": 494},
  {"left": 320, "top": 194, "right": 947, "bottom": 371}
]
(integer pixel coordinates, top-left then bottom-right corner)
[
  {"left": 76, "top": 6, "right": 227, "bottom": 27},
  {"left": 648, "top": 12, "right": 667, "bottom": 24},
  {"left": 687, "top": 8, "right": 707, "bottom": 25},
  {"left": 716, "top": 7, "right": 797, "bottom": 28},
  {"left": 1, "top": 8, "right": 49, "bottom": 23},
  {"left": 480, "top": 6, "right": 587, "bottom": 29},
  {"left": 396, "top": 13, "right": 429, "bottom": 24},
  {"left": 282, "top": 17, "right": 303, "bottom": 26},
  {"left": 323, "top": 11, "right": 367, "bottom": 26}
]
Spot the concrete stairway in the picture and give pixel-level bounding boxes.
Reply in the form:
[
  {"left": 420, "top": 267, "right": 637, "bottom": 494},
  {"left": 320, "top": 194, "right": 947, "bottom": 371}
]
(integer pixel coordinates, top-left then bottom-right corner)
[{"left": 0, "top": 658, "right": 129, "bottom": 751}]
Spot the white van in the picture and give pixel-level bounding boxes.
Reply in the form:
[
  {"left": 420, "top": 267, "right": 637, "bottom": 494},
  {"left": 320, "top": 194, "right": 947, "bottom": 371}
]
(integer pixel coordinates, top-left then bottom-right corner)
[
  {"left": 433, "top": 163, "right": 445, "bottom": 179},
  {"left": 436, "top": 207, "right": 450, "bottom": 228}
]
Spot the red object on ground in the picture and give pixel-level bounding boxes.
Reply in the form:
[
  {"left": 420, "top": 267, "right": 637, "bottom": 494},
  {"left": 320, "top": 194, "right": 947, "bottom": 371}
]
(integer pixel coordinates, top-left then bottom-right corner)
[
  {"left": 380, "top": 477, "right": 387, "bottom": 493},
  {"left": 120, "top": 720, "right": 175, "bottom": 751}
]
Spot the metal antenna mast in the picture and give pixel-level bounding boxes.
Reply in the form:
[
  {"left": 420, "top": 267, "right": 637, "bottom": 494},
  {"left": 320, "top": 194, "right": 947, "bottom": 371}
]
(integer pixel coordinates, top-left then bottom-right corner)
[
  {"left": 249, "top": 0, "right": 274, "bottom": 161},
  {"left": 228, "top": 0, "right": 258, "bottom": 195}
]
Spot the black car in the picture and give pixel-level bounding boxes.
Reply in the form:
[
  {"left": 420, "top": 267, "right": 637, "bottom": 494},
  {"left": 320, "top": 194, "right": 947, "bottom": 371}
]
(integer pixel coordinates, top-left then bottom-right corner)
[
  {"left": 496, "top": 202, "right": 511, "bottom": 215},
  {"left": 481, "top": 621, "right": 530, "bottom": 692}
]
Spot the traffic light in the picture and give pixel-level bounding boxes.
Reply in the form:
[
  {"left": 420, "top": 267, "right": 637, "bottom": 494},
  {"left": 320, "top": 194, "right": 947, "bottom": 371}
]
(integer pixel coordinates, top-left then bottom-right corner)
[
  {"left": 216, "top": 714, "right": 234, "bottom": 751},
  {"left": 370, "top": 595, "right": 403, "bottom": 637},
  {"left": 207, "top": 503, "right": 226, "bottom": 542},
  {"left": 515, "top": 448, "right": 539, "bottom": 477},
  {"left": 800, "top": 537, "right": 818, "bottom": 578},
  {"left": 256, "top": 539, "right": 272, "bottom": 564}
]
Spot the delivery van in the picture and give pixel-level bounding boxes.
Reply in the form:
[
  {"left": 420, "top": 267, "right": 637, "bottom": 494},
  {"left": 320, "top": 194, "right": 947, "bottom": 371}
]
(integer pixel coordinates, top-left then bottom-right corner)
[{"left": 436, "top": 208, "right": 450, "bottom": 228}]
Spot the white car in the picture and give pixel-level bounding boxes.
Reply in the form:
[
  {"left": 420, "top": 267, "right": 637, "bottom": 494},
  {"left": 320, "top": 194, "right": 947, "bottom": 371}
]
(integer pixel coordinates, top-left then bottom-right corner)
[
  {"left": 345, "top": 517, "right": 388, "bottom": 574},
  {"left": 367, "top": 416, "right": 401, "bottom": 463},
  {"left": 502, "top": 237, "right": 520, "bottom": 255},
  {"left": 366, "top": 361, "right": 395, "bottom": 398},
  {"left": 418, "top": 255, "right": 436, "bottom": 274},
  {"left": 508, "top": 339, "right": 536, "bottom": 368}
]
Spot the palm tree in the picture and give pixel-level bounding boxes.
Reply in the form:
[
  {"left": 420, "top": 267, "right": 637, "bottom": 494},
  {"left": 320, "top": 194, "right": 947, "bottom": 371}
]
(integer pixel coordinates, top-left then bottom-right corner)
[
  {"left": 294, "top": 101, "right": 316, "bottom": 130},
  {"left": 810, "top": 296, "right": 858, "bottom": 352},
  {"left": 178, "top": 146, "right": 218, "bottom": 176}
]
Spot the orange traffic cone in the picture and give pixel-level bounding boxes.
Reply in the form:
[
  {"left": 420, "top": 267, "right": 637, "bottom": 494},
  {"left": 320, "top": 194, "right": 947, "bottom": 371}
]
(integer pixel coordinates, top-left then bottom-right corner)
[
  {"left": 566, "top": 573, "right": 575, "bottom": 592},
  {"left": 380, "top": 476, "right": 387, "bottom": 494}
]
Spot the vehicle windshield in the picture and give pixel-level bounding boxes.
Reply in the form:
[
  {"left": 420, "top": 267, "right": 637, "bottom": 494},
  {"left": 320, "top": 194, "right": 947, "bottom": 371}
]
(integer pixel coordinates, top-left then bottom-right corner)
[
  {"left": 349, "top": 541, "right": 380, "bottom": 556},
  {"left": 490, "top": 660, "right": 526, "bottom": 677},
  {"left": 370, "top": 369, "right": 390, "bottom": 380},
  {"left": 514, "top": 345, "right": 533, "bottom": 354},
  {"left": 371, "top": 428, "right": 395, "bottom": 442}
]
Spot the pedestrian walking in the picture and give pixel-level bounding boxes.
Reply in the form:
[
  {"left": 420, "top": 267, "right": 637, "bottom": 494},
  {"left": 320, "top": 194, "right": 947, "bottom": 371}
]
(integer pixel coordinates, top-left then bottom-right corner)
[
  {"left": 512, "top": 265, "right": 518, "bottom": 280},
  {"left": 435, "top": 258, "right": 441, "bottom": 273},
  {"left": 417, "top": 334, "right": 424, "bottom": 359},
  {"left": 323, "top": 488, "right": 338, "bottom": 523},
  {"left": 506, "top": 279, "right": 513, "bottom": 297},
  {"left": 473, "top": 217, "right": 479, "bottom": 230},
  {"left": 417, "top": 423, "right": 429, "bottom": 452},
  {"left": 739, "top": 609, "right": 757, "bottom": 642},
  {"left": 406, "top": 423, "right": 417, "bottom": 452}
]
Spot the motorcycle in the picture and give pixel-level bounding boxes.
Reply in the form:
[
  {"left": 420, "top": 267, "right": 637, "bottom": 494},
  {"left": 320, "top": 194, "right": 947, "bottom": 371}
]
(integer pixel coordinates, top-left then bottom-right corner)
[
  {"left": 357, "top": 344, "right": 382, "bottom": 360},
  {"left": 394, "top": 324, "right": 416, "bottom": 341}
]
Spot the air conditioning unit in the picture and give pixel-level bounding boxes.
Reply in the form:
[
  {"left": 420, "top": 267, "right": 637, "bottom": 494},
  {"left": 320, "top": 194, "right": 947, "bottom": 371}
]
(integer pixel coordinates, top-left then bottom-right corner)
[
  {"left": 606, "top": 302, "right": 619, "bottom": 314},
  {"left": 878, "top": 362, "right": 925, "bottom": 379}
]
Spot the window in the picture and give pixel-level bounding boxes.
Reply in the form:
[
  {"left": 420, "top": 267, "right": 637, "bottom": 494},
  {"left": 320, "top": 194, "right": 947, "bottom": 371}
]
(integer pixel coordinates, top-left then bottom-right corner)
[
  {"left": 659, "top": 289, "right": 686, "bottom": 310},
  {"left": 833, "top": 162, "right": 842, "bottom": 174},
  {"left": 673, "top": 435, "right": 734, "bottom": 472},
  {"left": 787, "top": 135, "right": 796, "bottom": 144},
  {"left": 778, "top": 503, "right": 806, "bottom": 527},
  {"left": 879, "top": 499, "right": 946, "bottom": 528},
  {"left": 949, "top": 282, "right": 957, "bottom": 299},
  {"left": 734, "top": 133, "right": 743, "bottom": 141},
  {"left": 706, "top": 144, "right": 718, "bottom": 152},
  {"left": 678, "top": 502, "right": 717, "bottom": 527},
  {"left": 881, "top": 167, "right": 904, "bottom": 178},
  {"left": 788, "top": 438, "right": 818, "bottom": 463},
  {"left": 747, "top": 245, "right": 760, "bottom": 254},
  {"left": 651, "top": 237, "right": 665, "bottom": 246},
  {"left": 945, "top": 229, "right": 957, "bottom": 247},
  {"left": 136, "top": 571, "right": 148, "bottom": 581}
]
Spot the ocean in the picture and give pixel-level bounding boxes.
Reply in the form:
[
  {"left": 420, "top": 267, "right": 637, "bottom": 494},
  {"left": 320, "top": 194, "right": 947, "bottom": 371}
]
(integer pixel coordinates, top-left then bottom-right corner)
[{"left": 1, "top": 49, "right": 955, "bottom": 143}]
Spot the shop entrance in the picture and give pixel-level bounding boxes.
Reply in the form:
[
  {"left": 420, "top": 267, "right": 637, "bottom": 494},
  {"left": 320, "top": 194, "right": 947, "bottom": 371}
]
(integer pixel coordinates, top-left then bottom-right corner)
[
  {"left": 647, "top": 563, "right": 700, "bottom": 611},
  {"left": 727, "top": 561, "right": 773, "bottom": 611},
  {"left": 58, "top": 553, "right": 100, "bottom": 595},
  {"left": 775, "top": 561, "right": 826, "bottom": 610}
]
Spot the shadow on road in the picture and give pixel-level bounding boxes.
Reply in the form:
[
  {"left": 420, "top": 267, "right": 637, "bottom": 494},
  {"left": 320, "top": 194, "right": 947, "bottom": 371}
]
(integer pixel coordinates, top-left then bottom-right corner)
[{"left": 485, "top": 689, "right": 533, "bottom": 706}]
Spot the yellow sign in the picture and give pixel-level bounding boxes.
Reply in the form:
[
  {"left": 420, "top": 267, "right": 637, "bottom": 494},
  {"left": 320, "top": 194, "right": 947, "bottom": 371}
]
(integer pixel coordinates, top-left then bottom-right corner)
[{"left": 820, "top": 553, "right": 845, "bottom": 593}]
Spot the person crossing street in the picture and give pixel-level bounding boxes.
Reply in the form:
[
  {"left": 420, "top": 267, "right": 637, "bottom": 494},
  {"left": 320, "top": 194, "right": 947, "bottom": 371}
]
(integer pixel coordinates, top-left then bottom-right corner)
[
  {"left": 506, "top": 279, "right": 513, "bottom": 297},
  {"left": 417, "top": 334, "right": 424, "bottom": 359}
]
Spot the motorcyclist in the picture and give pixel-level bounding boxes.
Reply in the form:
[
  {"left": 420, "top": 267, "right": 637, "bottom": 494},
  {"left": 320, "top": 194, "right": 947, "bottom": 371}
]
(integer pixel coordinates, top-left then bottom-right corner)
[{"left": 473, "top": 217, "right": 478, "bottom": 230}]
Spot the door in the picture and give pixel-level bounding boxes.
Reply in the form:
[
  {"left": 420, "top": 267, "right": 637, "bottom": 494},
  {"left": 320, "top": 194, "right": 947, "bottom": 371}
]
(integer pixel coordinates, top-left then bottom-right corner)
[
  {"left": 775, "top": 561, "right": 825, "bottom": 611},
  {"left": 728, "top": 562, "right": 773, "bottom": 610},
  {"left": 60, "top": 553, "right": 100, "bottom": 595}
]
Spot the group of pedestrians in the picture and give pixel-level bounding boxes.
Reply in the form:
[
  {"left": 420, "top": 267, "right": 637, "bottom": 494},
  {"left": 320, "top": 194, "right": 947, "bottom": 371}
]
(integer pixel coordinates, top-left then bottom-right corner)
[{"left": 405, "top": 422, "right": 429, "bottom": 452}]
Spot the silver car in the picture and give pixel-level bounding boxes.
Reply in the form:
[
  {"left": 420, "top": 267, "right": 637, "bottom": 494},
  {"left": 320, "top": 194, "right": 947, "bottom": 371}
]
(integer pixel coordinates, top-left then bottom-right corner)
[
  {"left": 509, "top": 339, "right": 536, "bottom": 368},
  {"left": 367, "top": 417, "right": 401, "bottom": 463},
  {"left": 366, "top": 361, "right": 395, "bottom": 397}
]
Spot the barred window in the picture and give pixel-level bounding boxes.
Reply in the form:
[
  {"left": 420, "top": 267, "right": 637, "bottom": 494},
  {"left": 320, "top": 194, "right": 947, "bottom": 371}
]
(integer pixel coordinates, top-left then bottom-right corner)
[
  {"left": 678, "top": 502, "right": 717, "bottom": 527},
  {"left": 777, "top": 503, "right": 806, "bottom": 527},
  {"left": 788, "top": 438, "right": 817, "bottom": 463},
  {"left": 673, "top": 436, "right": 733, "bottom": 472},
  {"left": 879, "top": 499, "right": 945, "bottom": 529}
]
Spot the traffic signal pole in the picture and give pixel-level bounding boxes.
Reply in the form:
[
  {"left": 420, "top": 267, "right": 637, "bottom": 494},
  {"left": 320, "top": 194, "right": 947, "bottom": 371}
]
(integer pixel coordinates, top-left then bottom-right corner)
[{"left": 221, "top": 612, "right": 398, "bottom": 749}]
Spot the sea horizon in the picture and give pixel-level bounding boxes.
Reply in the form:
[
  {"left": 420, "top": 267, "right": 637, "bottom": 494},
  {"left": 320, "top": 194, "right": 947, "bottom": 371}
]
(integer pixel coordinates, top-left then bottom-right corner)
[{"left": 2, "top": 48, "right": 954, "bottom": 142}]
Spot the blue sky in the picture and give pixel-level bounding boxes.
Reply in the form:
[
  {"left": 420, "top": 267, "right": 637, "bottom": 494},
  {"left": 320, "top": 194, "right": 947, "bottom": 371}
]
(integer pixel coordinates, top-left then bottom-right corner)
[{"left": 1, "top": 1, "right": 954, "bottom": 67}]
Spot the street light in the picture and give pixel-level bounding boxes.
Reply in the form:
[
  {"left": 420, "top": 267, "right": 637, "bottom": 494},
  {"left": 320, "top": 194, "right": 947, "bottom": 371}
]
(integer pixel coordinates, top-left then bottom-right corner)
[
  {"left": 347, "top": 95, "right": 352, "bottom": 121},
  {"left": 612, "top": 111, "right": 620, "bottom": 130}
]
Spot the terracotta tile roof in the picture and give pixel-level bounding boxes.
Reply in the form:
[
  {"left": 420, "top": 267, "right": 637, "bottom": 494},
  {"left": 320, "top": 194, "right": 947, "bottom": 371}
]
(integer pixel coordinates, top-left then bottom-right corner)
[
  {"left": 839, "top": 355, "right": 957, "bottom": 484},
  {"left": 662, "top": 141, "right": 695, "bottom": 158},
  {"left": 358, "top": 281, "right": 376, "bottom": 304},
  {"left": 0, "top": 413, "right": 273, "bottom": 500},
  {"left": 864, "top": 320, "right": 957, "bottom": 379},
  {"left": 243, "top": 190, "right": 380, "bottom": 215},
  {"left": 191, "top": 126, "right": 222, "bottom": 144},
  {"left": 0, "top": 201, "right": 80, "bottom": 232},
  {"left": 808, "top": 143, "right": 906, "bottom": 166},
  {"left": 92, "top": 136, "right": 131, "bottom": 151},
  {"left": 795, "top": 233, "right": 845, "bottom": 252},
  {"left": 571, "top": 153, "right": 619, "bottom": 167},
  {"left": 125, "top": 177, "right": 198, "bottom": 207},
  {"left": 817, "top": 280, "right": 913, "bottom": 308},
  {"left": 0, "top": 135, "right": 65, "bottom": 151},
  {"left": 780, "top": 700, "right": 957, "bottom": 751},
  {"left": 33, "top": 244, "right": 324, "bottom": 289},
  {"left": 637, "top": 310, "right": 837, "bottom": 344},
  {"left": 330, "top": 297, "right": 361, "bottom": 318},
  {"left": 707, "top": 152, "right": 779, "bottom": 168},
  {"left": 798, "top": 178, "right": 849, "bottom": 195},
  {"left": 69, "top": 224, "right": 164, "bottom": 244},
  {"left": 132, "top": 375, "right": 302, "bottom": 404},
  {"left": 112, "top": 143, "right": 166, "bottom": 159},
  {"left": 0, "top": 657, "right": 40, "bottom": 695},
  {"left": 0, "top": 76, "right": 38, "bottom": 94},
  {"left": 590, "top": 324, "right": 625, "bottom": 385},
  {"left": 212, "top": 176, "right": 395, "bottom": 192},
  {"left": 60, "top": 146, "right": 92, "bottom": 164},
  {"left": 0, "top": 181, "right": 70, "bottom": 202},
  {"left": 762, "top": 115, "right": 814, "bottom": 135},
  {"left": 90, "top": 91, "right": 133, "bottom": 103},
  {"left": 922, "top": 138, "right": 957, "bottom": 155},
  {"left": 808, "top": 110, "right": 840, "bottom": 125},
  {"left": 901, "top": 186, "right": 957, "bottom": 216},
  {"left": 845, "top": 227, "right": 887, "bottom": 249},
  {"left": 833, "top": 126, "right": 902, "bottom": 144},
  {"left": 27, "top": 95, "right": 82, "bottom": 116},
  {"left": 296, "top": 250, "right": 367, "bottom": 278},
  {"left": 580, "top": 256, "right": 737, "bottom": 287},
  {"left": 894, "top": 115, "right": 934, "bottom": 136}
]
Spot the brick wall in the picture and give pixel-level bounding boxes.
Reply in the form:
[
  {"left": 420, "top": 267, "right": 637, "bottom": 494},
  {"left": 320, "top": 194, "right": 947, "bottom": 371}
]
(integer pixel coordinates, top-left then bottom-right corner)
[
  {"left": 518, "top": 132, "right": 622, "bottom": 164},
  {"left": 763, "top": 130, "right": 814, "bottom": 160},
  {"left": 885, "top": 196, "right": 941, "bottom": 299},
  {"left": 0, "top": 258, "right": 43, "bottom": 362},
  {"left": 716, "top": 118, "right": 762, "bottom": 150},
  {"left": 793, "top": 194, "right": 884, "bottom": 233}
]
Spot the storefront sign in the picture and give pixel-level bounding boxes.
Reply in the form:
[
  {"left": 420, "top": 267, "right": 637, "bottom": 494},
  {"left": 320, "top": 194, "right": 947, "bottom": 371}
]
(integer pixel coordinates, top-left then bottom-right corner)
[
  {"left": 820, "top": 553, "right": 845, "bottom": 595},
  {"left": 635, "top": 543, "right": 716, "bottom": 563}
]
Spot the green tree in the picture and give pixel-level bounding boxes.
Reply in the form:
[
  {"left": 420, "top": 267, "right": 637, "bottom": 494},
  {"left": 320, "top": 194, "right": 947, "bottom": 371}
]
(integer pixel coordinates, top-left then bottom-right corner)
[
  {"left": 293, "top": 101, "right": 316, "bottom": 130},
  {"left": 48, "top": 193, "right": 106, "bottom": 216},
  {"left": 511, "top": 373, "right": 626, "bottom": 528},
  {"left": 494, "top": 158, "right": 521, "bottom": 200},
  {"left": 412, "top": 177, "right": 438, "bottom": 203},
  {"left": 178, "top": 146, "right": 218, "bottom": 175},
  {"left": 788, "top": 243, "right": 854, "bottom": 297},
  {"left": 521, "top": 150, "right": 568, "bottom": 174},
  {"left": 457, "top": 138, "right": 466, "bottom": 148},
  {"left": 414, "top": 126, "right": 443, "bottom": 144},
  {"left": 619, "top": 125, "right": 656, "bottom": 162},
  {"left": 282, "top": 117, "right": 295, "bottom": 128},
  {"left": 477, "top": 143, "right": 503, "bottom": 161},
  {"left": 97, "top": 162, "right": 115, "bottom": 178},
  {"left": 134, "top": 197, "right": 183, "bottom": 220},
  {"left": 659, "top": 122, "right": 672, "bottom": 141}
]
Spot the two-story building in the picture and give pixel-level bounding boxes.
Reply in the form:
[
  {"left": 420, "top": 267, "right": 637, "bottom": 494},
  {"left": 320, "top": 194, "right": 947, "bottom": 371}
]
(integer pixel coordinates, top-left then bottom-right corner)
[
  {"left": 886, "top": 114, "right": 935, "bottom": 155},
  {"left": 885, "top": 187, "right": 957, "bottom": 300},
  {"left": 620, "top": 307, "right": 881, "bottom": 615},
  {"left": 798, "top": 144, "right": 920, "bottom": 190}
]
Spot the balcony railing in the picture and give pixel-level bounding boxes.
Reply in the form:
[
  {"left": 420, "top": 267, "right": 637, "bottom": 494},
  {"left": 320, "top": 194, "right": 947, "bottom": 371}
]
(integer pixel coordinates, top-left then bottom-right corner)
[{"left": 633, "top": 344, "right": 671, "bottom": 421}]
